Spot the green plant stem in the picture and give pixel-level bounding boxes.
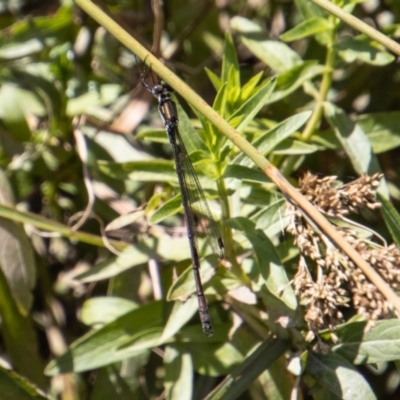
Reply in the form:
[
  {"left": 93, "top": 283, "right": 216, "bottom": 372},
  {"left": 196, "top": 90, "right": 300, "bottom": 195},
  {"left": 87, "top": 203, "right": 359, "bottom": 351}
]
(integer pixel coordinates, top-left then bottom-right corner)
[
  {"left": 73, "top": 0, "right": 400, "bottom": 316},
  {"left": 216, "top": 178, "right": 232, "bottom": 254},
  {"left": 302, "top": 46, "right": 335, "bottom": 141},
  {"left": 0, "top": 265, "right": 47, "bottom": 388},
  {"left": 311, "top": 0, "right": 400, "bottom": 56},
  {"left": 0, "top": 204, "right": 128, "bottom": 250},
  {"left": 217, "top": 178, "right": 249, "bottom": 284},
  {"left": 281, "top": 41, "right": 335, "bottom": 175}
]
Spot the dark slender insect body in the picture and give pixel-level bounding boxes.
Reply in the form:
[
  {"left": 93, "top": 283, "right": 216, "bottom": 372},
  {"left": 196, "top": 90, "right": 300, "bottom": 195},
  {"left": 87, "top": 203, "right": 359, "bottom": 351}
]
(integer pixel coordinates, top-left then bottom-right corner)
[{"left": 142, "top": 80, "right": 223, "bottom": 336}]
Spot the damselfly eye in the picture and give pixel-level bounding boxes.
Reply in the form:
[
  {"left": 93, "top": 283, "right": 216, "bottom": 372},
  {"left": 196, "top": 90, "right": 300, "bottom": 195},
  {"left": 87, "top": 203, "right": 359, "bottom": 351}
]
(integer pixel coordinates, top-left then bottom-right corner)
[{"left": 152, "top": 84, "right": 164, "bottom": 96}]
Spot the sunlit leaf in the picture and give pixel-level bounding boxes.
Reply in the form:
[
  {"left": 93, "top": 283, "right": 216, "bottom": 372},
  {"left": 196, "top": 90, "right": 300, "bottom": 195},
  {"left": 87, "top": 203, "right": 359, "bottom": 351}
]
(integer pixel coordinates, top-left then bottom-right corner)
[
  {"left": 305, "top": 351, "right": 376, "bottom": 400},
  {"left": 164, "top": 346, "right": 193, "bottom": 400},
  {"left": 280, "top": 17, "right": 333, "bottom": 42},
  {"left": 45, "top": 301, "right": 165, "bottom": 375},
  {"left": 67, "top": 84, "right": 122, "bottom": 116},
  {"left": 324, "top": 102, "right": 381, "bottom": 175},
  {"left": 357, "top": 112, "right": 400, "bottom": 153},
  {"left": 231, "top": 17, "right": 302, "bottom": 72},
  {"left": 223, "top": 165, "right": 271, "bottom": 183},
  {"left": 168, "top": 262, "right": 215, "bottom": 302},
  {"left": 0, "top": 171, "right": 35, "bottom": 314},
  {"left": 0, "top": 85, "right": 32, "bottom": 142},
  {"left": 221, "top": 32, "right": 240, "bottom": 87},
  {"left": 161, "top": 297, "right": 198, "bottom": 342},
  {"left": 235, "top": 110, "right": 311, "bottom": 167},
  {"left": 203, "top": 339, "right": 289, "bottom": 399},
  {"left": 0, "top": 367, "right": 48, "bottom": 400},
  {"left": 335, "top": 36, "right": 395, "bottom": 66},
  {"left": 227, "top": 217, "right": 297, "bottom": 310},
  {"left": 81, "top": 297, "right": 137, "bottom": 327},
  {"left": 270, "top": 62, "right": 326, "bottom": 103},
  {"left": 230, "top": 78, "right": 276, "bottom": 133},
  {"left": 377, "top": 194, "right": 400, "bottom": 249},
  {"left": 333, "top": 320, "right": 400, "bottom": 364},
  {"left": 97, "top": 160, "right": 177, "bottom": 182},
  {"left": 76, "top": 238, "right": 193, "bottom": 283},
  {"left": 149, "top": 194, "right": 182, "bottom": 223}
]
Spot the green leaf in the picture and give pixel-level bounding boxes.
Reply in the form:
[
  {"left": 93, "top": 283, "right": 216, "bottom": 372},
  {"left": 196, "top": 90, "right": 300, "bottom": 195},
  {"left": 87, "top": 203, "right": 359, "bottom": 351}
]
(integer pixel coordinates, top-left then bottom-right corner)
[
  {"left": 45, "top": 301, "right": 165, "bottom": 375},
  {"left": 90, "top": 366, "right": 138, "bottom": 400},
  {"left": 227, "top": 65, "right": 241, "bottom": 109},
  {"left": 205, "top": 67, "right": 223, "bottom": 91},
  {"left": 333, "top": 320, "right": 400, "bottom": 364},
  {"left": 236, "top": 110, "right": 311, "bottom": 167},
  {"left": 272, "top": 139, "right": 319, "bottom": 155},
  {"left": 280, "top": 17, "right": 333, "bottom": 42},
  {"left": 230, "top": 78, "right": 276, "bottom": 133},
  {"left": 203, "top": 339, "right": 289, "bottom": 399},
  {"left": 0, "top": 266, "right": 45, "bottom": 387},
  {"left": 66, "top": 84, "right": 122, "bottom": 116},
  {"left": 168, "top": 262, "right": 215, "bottom": 302},
  {"left": 0, "top": 84, "right": 32, "bottom": 141},
  {"left": 174, "top": 327, "right": 250, "bottom": 377},
  {"left": 294, "top": 0, "right": 327, "bottom": 20},
  {"left": 270, "top": 62, "right": 326, "bottom": 103},
  {"left": 80, "top": 297, "right": 137, "bottom": 327},
  {"left": 254, "top": 197, "right": 288, "bottom": 238},
  {"left": 176, "top": 103, "right": 209, "bottom": 154},
  {"left": 9, "top": 66, "right": 64, "bottom": 128},
  {"left": 305, "top": 351, "right": 376, "bottom": 400},
  {"left": 357, "top": 112, "right": 400, "bottom": 153},
  {"left": 193, "top": 341, "right": 244, "bottom": 376},
  {"left": 0, "top": 39, "right": 44, "bottom": 59},
  {"left": 164, "top": 346, "right": 193, "bottom": 400},
  {"left": 190, "top": 106, "right": 216, "bottom": 150},
  {"left": 221, "top": 32, "right": 240, "bottom": 86},
  {"left": 0, "top": 5, "right": 72, "bottom": 60},
  {"left": 97, "top": 160, "right": 177, "bottom": 182},
  {"left": 231, "top": 17, "right": 302, "bottom": 72},
  {"left": 324, "top": 102, "right": 381, "bottom": 175},
  {"left": 150, "top": 193, "right": 182, "bottom": 223},
  {"left": 161, "top": 297, "right": 198, "bottom": 342},
  {"left": 223, "top": 165, "right": 271, "bottom": 183},
  {"left": 105, "top": 209, "right": 146, "bottom": 231},
  {"left": 0, "top": 367, "right": 48, "bottom": 400},
  {"left": 240, "top": 71, "right": 264, "bottom": 100},
  {"left": 293, "top": 0, "right": 333, "bottom": 45},
  {"left": 335, "top": 36, "right": 395, "bottom": 66},
  {"left": 212, "top": 82, "right": 228, "bottom": 117},
  {"left": 0, "top": 171, "right": 36, "bottom": 314},
  {"left": 0, "top": 86, "right": 45, "bottom": 118},
  {"left": 136, "top": 128, "right": 168, "bottom": 144},
  {"left": 227, "top": 217, "right": 297, "bottom": 310},
  {"left": 377, "top": 193, "right": 400, "bottom": 249},
  {"left": 76, "top": 238, "right": 193, "bottom": 283},
  {"left": 0, "top": 218, "right": 36, "bottom": 315},
  {"left": 311, "top": 128, "right": 343, "bottom": 150}
]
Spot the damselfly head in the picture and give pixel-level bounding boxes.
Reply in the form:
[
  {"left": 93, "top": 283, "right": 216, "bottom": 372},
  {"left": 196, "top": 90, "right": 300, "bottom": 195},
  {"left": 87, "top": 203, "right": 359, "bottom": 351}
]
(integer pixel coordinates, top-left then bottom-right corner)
[{"left": 151, "top": 84, "right": 165, "bottom": 96}]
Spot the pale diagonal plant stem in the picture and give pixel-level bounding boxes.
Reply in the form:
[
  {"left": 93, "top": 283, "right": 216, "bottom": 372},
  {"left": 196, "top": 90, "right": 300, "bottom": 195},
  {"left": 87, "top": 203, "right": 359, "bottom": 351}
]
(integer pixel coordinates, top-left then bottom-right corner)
[{"left": 73, "top": 0, "right": 400, "bottom": 313}]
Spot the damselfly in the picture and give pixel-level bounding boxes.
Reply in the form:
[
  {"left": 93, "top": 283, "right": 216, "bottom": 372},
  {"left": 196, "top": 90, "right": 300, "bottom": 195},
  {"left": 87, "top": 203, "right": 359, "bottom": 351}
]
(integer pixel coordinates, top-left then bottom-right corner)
[{"left": 142, "top": 77, "right": 224, "bottom": 336}]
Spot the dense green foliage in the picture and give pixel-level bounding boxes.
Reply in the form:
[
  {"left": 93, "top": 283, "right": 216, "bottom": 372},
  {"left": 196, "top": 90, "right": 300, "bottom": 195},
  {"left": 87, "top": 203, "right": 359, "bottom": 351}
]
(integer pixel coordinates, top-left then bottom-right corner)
[{"left": 1, "top": 0, "right": 400, "bottom": 399}]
